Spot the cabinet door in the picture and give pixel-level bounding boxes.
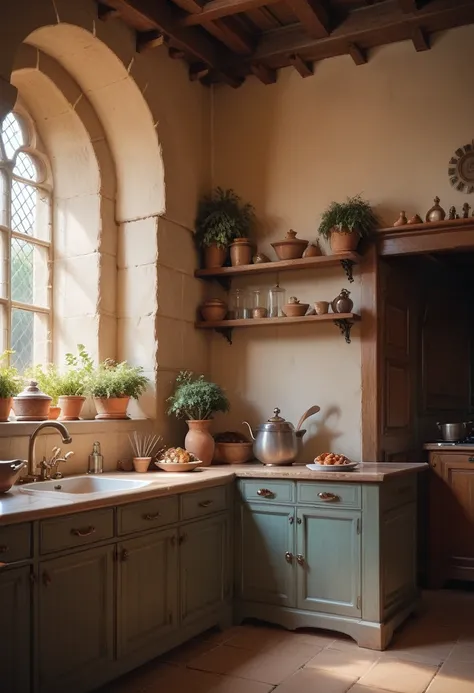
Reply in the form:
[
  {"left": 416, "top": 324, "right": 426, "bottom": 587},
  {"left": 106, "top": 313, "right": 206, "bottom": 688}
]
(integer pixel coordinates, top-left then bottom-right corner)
[
  {"left": 442, "top": 459, "right": 474, "bottom": 581},
  {"left": 296, "top": 508, "right": 361, "bottom": 617},
  {"left": 180, "top": 515, "right": 228, "bottom": 625},
  {"left": 38, "top": 545, "right": 114, "bottom": 693},
  {"left": 236, "top": 502, "right": 295, "bottom": 607},
  {"left": 0, "top": 566, "right": 31, "bottom": 693},
  {"left": 117, "top": 528, "right": 178, "bottom": 658}
]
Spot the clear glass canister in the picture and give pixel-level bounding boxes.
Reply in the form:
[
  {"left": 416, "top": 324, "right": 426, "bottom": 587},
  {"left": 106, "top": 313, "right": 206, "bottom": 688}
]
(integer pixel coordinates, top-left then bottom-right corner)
[
  {"left": 230, "top": 288, "right": 247, "bottom": 319},
  {"left": 268, "top": 284, "right": 286, "bottom": 318},
  {"left": 252, "top": 288, "right": 268, "bottom": 319}
]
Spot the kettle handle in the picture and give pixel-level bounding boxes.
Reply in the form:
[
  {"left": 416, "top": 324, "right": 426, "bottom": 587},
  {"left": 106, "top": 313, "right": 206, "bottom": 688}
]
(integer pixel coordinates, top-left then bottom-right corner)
[
  {"left": 296, "top": 406, "right": 321, "bottom": 432},
  {"left": 242, "top": 422, "right": 255, "bottom": 441},
  {"left": 436, "top": 422, "right": 441, "bottom": 430}
]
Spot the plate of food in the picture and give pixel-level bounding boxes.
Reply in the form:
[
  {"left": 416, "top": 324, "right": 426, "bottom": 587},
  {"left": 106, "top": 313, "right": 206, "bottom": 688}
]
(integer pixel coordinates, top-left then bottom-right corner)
[
  {"left": 306, "top": 452, "right": 358, "bottom": 472},
  {"left": 155, "top": 447, "right": 203, "bottom": 472}
]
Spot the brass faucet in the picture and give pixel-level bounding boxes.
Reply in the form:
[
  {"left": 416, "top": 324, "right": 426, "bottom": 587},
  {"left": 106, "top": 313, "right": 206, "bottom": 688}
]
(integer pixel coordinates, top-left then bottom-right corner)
[{"left": 22, "top": 422, "right": 73, "bottom": 483}]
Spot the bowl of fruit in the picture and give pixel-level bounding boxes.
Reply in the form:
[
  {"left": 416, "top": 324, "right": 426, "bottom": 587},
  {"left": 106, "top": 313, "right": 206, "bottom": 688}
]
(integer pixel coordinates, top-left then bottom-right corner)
[
  {"left": 214, "top": 431, "right": 254, "bottom": 465},
  {"left": 307, "top": 452, "right": 358, "bottom": 472},
  {"left": 155, "top": 447, "right": 203, "bottom": 472}
]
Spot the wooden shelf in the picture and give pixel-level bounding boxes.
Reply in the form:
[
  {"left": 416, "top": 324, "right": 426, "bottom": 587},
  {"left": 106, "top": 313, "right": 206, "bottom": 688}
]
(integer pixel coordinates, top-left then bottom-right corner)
[
  {"left": 196, "top": 313, "right": 360, "bottom": 345},
  {"left": 377, "top": 217, "right": 474, "bottom": 257},
  {"left": 194, "top": 252, "right": 360, "bottom": 286}
]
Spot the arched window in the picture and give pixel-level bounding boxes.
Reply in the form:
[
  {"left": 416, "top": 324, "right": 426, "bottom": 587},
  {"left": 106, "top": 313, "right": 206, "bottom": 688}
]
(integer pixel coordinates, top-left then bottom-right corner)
[{"left": 0, "top": 111, "right": 52, "bottom": 371}]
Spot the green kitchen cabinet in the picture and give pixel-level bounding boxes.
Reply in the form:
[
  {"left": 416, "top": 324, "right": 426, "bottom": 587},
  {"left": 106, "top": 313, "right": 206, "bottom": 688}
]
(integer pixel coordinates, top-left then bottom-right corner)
[
  {"left": 236, "top": 502, "right": 295, "bottom": 607},
  {"left": 117, "top": 528, "right": 178, "bottom": 658},
  {"left": 38, "top": 544, "right": 115, "bottom": 693},
  {"left": 296, "top": 508, "right": 361, "bottom": 617},
  {"left": 180, "top": 514, "right": 229, "bottom": 624},
  {"left": 0, "top": 566, "right": 31, "bottom": 693}
]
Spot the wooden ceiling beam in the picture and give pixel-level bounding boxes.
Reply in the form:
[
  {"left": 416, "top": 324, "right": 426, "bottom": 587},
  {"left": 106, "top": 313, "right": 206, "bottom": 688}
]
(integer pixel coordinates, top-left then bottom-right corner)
[
  {"left": 189, "top": 62, "right": 210, "bottom": 80},
  {"left": 182, "top": 0, "right": 280, "bottom": 26},
  {"left": 103, "top": 0, "right": 241, "bottom": 85},
  {"left": 289, "top": 54, "right": 314, "bottom": 77},
  {"left": 248, "top": 0, "right": 474, "bottom": 63},
  {"left": 251, "top": 63, "right": 277, "bottom": 84},
  {"left": 285, "top": 0, "right": 330, "bottom": 39},
  {"left": 136, "top": 30, "right": 164, "bottom": 52},
  {"left": 168, "top": 47, "right": 186, "bottom": 59},
  {"left": 411, "top": 26, "right": 430, "bottom": 50},
  {"left": 206, "top": 17, "right": 255, "bottom": 54},
  {"left": 348, "top": 42, "right": 367, "bottom": 65},
  {"left": 97, "top": 2, "right": 121, "bottom": 20}
]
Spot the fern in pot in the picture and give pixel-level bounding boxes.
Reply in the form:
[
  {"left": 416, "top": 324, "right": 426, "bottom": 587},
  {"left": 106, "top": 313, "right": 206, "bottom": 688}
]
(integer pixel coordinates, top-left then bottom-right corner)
[
  {"left": 195, "top": 187, "right": 255, "bottom": 268},
  {"left": 318, "top": 194, "right": 378, "bottom": 254},
  {"left": 167, "top": 371, "right": 229, "bottom": 466},
  {"left": 88, "top": 359, "right": 148, "bottom": 420},
  {"left": 0, "top": 351, "right": 22, "bottom": 422}
]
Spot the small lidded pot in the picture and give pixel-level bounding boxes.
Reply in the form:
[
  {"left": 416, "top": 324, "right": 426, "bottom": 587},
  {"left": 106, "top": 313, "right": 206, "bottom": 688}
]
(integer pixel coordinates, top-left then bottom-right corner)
[{"left": 13, "top": 380, "right": 52, "bottom": 421}]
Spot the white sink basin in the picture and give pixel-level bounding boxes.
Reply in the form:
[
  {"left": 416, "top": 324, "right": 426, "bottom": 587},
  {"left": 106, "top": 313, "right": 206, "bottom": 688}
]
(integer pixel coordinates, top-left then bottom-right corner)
[{"left": 20, "top": 475, "right": 153, "bottom": 496}]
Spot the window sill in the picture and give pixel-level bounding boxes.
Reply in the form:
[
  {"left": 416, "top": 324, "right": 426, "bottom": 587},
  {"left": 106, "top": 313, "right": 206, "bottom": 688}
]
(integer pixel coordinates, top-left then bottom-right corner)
[{"left": 0, "top": 418, "right": 152, "bottom": 437}]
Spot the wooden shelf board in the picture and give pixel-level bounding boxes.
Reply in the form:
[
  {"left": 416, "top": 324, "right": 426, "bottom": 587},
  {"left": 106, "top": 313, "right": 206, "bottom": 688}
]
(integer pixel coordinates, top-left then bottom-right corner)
[
  {"left": 377, "top": 217, "right": 474, "bottom": 256},
  {"left": 195, "top": 313, "right": 360, "bottom": 329},
  {"left": 194, "top": 252, "right": 360, "bottom": 280}
]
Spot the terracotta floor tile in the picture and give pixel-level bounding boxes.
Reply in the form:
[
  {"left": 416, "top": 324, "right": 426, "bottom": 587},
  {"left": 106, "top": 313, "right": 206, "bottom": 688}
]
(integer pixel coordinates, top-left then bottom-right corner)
[
  {"left": 273, "top": 667, "right": 357, "bottom": 693},
  {"left": 224, "top": 624, "right": 286, "bottom": 651},
  {"left": 384, "top": 624, "right": 457, "bottom": 665},
  {"left": 357, "top": 658, "right": 438, "bottom": 693},
  {"left": 425, "top": 660, "right": 474, "bottom": 693},
  {"left": 143, "top": 665, "right": 275, "bottom": 693},
  {"left": 188, "top": 643, "right": 314, "bottom": 685},
  {"left": 305, "top": 646, "right": 381, "bottom": 678},
  {"left": 159, "top": 636, "right": 221, "bottom": 665}
]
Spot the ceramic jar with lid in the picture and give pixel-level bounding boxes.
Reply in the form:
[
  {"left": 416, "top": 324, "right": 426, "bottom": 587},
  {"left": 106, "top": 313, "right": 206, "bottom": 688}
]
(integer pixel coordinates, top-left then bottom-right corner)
[
  {"left": 13, "top": 380, "right": 52, "bottom": 421},
  {"left": 268, "top": 284, "right": 286, "bottom": 318},
  {"left": 230, "top": 238, "right": 252, "bottom": 266},
  {"left": 271, "top": 230, "right": 308, "bottom": 260},
  {"left": 331, "top": 288, "right": 354, "bottom": 314}
]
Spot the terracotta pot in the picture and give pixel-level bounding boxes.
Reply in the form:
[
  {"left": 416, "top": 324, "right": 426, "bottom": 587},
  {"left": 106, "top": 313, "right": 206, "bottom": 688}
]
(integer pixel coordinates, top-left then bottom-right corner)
[
  {"left": 330, "top": 229, "right": 360, "bottom": 253},
  {"left": 204, "top": 244, "right": 227, "bottom": 269},
  {"left": 58, "top": 396, "right": 86, "bottom": 421},
  {"left": 48, "top": 405, "right": 61, "bottom": 420},
  {"left": 133, "top": 457, "right": 152, "bottom": 473},
  {"left": 303, "top": 243, "right": 322, "bottom": 258},
  {"left": 271, "top": 230, "right": 308, "bottom": 260},
  {"left": 94, "top": 396, "right": 130, "bottom": 420},
  {"left": 200, "top": 299, "right": 228, "bottom": 322},
  {"left": 283, "top": 302, "right": 309, "bottom": 317},
  {"left": 13, "top": 380, "right": 51, "bottom": 421},
  {"left": 314, "top": 301, "right": 329, "bottom": 315},
  {"left": 185, "top": 420, "right": 215, "bottom": 467},
  {"left": 230, "top": 238, "right": 252, "bottom": 266},
  {"left": 0, "top": 397, "right": 12, "bottom": 422},
  {"left": 214, "top": 442, "right": 253, "bottom": 464}
]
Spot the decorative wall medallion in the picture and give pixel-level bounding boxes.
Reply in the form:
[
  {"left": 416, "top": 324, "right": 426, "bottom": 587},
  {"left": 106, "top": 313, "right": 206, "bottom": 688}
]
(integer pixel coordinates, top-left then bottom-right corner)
[{"left": 448, "top": 141, "right": 474, "bottom": 193}]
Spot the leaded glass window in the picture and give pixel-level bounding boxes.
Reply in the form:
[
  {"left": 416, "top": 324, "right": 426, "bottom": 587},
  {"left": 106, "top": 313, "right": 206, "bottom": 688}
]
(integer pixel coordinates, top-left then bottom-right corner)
[{"left": 0, "top": 111, "right": 52, "bottom": 371}]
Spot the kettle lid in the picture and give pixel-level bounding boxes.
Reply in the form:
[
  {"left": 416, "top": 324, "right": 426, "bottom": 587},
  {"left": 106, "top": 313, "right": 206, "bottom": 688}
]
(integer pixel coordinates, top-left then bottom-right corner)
[{"left": 258, "top": 408, "right": 294, "bottom": 432}]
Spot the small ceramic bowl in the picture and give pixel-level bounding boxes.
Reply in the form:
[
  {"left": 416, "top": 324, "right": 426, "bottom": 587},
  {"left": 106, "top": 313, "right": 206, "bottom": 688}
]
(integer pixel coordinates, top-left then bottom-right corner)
[
  {"left": 214, "top": 442, "right": 254, "bottom": 464},
  {"left": 283, "top": 303, "right": 309, "bottom": 317},
  {"left": 154, "top": 461, "right": 203, "bottom": 473},
  {"left": 314, "top": 301, "right": 329, "bottom": 315},
  {"left": 200, "top": 299, "right": 228, "bottom": 322},
  {"left": 0, "top": 460, "right": 26, "bottom": 493}
]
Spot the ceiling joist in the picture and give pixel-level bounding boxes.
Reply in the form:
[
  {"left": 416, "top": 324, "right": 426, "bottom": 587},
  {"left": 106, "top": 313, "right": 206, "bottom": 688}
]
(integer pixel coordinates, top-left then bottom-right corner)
[
  {"left": 411, "top": 26, "right": 430, "bottom": 51},
  {"left": 182, "top": 0, "right": 280, "bottom": 26},
  {"left": 136, "top": 30, "right": 164, "bottom": 52},
  {"left": 285, "top": 0, "right": 330, "bottom": 39},
  {"left": 289, "top": 53, "right": 314, "bottom": 77},
  {"left": 97, "top": 2, "right": 121, "bottom": 20},
  {"left": 251, "top": 63, "right": 277, "bottom": 85}
]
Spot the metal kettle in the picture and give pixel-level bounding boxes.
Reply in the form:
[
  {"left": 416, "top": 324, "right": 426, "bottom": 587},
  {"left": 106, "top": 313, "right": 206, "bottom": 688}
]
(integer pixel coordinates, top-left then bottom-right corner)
[{"left": 243, "top": 406, "right": 320, "bottom": 466}]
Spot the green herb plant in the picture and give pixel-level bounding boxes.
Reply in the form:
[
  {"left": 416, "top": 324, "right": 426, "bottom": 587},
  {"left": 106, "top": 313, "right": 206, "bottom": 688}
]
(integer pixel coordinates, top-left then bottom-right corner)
[
  {"left": 0, "top": 350, "right": 22, "bottom": 399},
  {"left": 27, "top": 344, "right": 94, "bottom": 401},
  {"left": 88, "top": 359, "right": 148, "bottom": 399},
  {"left": 318, "top": 194, "right": 378, "bottom": 240},
  {"left": 194, "top": 187, "right": 255, "bottom": 249},
  {"left": 167, "top": 371, "right": 229, "bottom": 421}
]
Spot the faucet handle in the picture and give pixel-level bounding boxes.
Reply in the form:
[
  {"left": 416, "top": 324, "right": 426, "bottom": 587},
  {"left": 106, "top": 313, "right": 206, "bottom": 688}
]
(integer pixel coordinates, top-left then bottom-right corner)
[{"left": 50, "top": 451, "right": 74, "bottom": 479}]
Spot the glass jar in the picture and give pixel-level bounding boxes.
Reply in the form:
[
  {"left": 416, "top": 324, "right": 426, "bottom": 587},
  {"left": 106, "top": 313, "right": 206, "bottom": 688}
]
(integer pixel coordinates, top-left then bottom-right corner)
[
  {"left": 268, "top": 284, "right": 286, "bottom": 318},
  {"left": 230, "top": 288, "right": 247, "bottom": 319},
  {"left": 251, "top": 288, "right": 268, "bottom": 319}
]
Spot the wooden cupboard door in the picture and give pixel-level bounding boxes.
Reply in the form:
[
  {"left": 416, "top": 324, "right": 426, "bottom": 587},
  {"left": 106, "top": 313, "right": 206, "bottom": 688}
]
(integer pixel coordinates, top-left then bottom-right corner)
[
  {"left": 0, "top": 566, "right": 31, "bottom": 693},
  {"left": 442, "top": 460, "right": 474, "bottom": 581},
  {"left": 236, "top": 502, "right": 295, "bottom": 607},
  {"left": 296, "top": 508, "right": 361, "bottom": 617},
  {"left": 38, "top": 545, "right": 114, "bottom": 693},
  {"left": 118, "top": 529, "right": 178, "bottom": 658},
  {"left": 180, "top": 515, "right": 228, "bottom": 625}
]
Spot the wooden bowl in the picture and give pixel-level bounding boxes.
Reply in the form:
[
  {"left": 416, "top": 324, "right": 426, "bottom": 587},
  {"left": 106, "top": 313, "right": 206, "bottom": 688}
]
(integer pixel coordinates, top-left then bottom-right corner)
[
  {"left": 200, "top": 300, "right": 228, "bottom": 322},
  {"left": 283, "top": 303, "right": 309, "bottom": 317},
  {"left": 271, "top": 230, "right": 308, "bottom": 260},
  {"left": 214, "top": 442, "right": 254, "bottom": 464}
]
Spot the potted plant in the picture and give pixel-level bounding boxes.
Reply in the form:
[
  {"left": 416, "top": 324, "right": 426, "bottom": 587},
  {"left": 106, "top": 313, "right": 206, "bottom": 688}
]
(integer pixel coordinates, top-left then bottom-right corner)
[
  {"left": 88, "top": 359, "right": 148, "bottom": 420},
  {"left": 318, "top": 194, "right": 378, "bottom": 253},
  {"left": 167, "top": 371, "right": 229, "bottom": 466},
  {"left": 0, "top": 351, "right": 22, "bottom": 422},
  {"left": 26, "top": 363, "right": 62, "bottom": 419},
  {"left": 195, "top": 187, "right": 255, "bottom": 268}
]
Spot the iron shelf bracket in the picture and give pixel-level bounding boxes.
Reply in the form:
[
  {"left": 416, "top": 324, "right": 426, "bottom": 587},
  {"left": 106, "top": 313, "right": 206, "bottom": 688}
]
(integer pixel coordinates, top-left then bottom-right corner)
[
  {"left": 214, "top": 277, "right": 232, "bottom": 291},
  {"left": 215, "top": 327, "right": 233, "bottom": 345},
  {"left": 333, "top": 319, "right": 354, "bottom": 344},
  {"left": 340, "top": 259, "right": 355, "bottom": 283}
]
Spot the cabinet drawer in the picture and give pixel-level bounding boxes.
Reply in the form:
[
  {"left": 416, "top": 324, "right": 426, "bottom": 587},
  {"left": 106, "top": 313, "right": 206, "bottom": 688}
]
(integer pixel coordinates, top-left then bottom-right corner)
[
  {"left": 40, "top": 509, "right": 114, "bottom": 555},
  {"left": 238, "top": 479, "right": 295, "bottom": 504},
  {"left": 297, "top": 482, "right": 361, "bottom": 509},
  {"left": 381, "top": 476, "right": 417, "bottom": 512},
  {"left": 0, "top": 523, "right": 32, "bottom": 564},
  {"left": 118, "top": 495, "right": 178, "bottom": 536},
  {"left": 181, "top": 485, "right": 227, "bottom": 521}
]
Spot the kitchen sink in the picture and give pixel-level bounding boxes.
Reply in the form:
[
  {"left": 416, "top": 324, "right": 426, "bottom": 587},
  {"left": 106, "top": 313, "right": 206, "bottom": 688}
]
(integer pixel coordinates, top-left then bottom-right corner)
[{"left": 20, "top": 475, "right": 154, "bottom": 496}]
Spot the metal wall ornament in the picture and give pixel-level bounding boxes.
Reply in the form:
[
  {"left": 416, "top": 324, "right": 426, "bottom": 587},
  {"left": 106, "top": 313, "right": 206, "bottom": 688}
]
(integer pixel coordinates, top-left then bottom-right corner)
[{"left": 448, "top": 141, "right": 474, "bottom": 193}]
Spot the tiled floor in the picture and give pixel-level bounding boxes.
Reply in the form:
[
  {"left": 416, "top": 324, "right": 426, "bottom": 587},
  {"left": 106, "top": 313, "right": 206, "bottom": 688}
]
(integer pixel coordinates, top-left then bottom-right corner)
[{"left": 100, "top": 590, "right": 474, "bottom": 693}]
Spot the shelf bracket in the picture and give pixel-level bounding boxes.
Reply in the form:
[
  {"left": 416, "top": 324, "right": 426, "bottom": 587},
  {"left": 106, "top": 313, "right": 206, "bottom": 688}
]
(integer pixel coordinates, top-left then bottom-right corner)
[
  {"left": 340, "top": 259, "right": 355, "bottom": 283},
  {"left": 215, "top": 327, "right": 233, "bottom": 345},
  {"left": 333, "top": 319, "right": 354, "bottom": 344},
  {"left": 215, "top": 277, "right": 232, "bottom": 291}
]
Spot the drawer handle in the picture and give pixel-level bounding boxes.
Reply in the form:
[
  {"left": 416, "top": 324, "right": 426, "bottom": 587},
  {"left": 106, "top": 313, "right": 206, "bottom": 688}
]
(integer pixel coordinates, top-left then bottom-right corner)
[
  {"left": 285, "top": 551, "right": 293, "bottom": 564},
  {"left": 296, "top": 554, "right": 305, "bottom": 566},
  {"left": 143, "top": 512, "right": 161, "bottom": 520},
  {"left": 198, "top": 500, "right": 213, "bottom": 508},
  {"left": 42, "top": 571, "right": 52, "bottom": 587},
  {"left": 318, "top": 492, "right": 340, "bottom": 502},
  {"left": 0, "top": 545, "right": 9, "bottom": 554},
  {"left": 71, "top": 526, "right": 96, "bottom": 537},
  {"left": 257, "top": 488, "right": 275, "bottom": 499},
  {"left": 469, "top": 457, "right": 474, "bottom": 463},
  {"left": 288, "top": 516, "right": 294, "bottom": 525}
]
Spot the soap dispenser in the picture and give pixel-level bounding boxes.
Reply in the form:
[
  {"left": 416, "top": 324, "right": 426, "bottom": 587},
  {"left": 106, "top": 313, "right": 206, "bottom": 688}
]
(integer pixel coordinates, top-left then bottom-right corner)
[{"left": 88, "top": 441, "right": 103, "bottom": 474}]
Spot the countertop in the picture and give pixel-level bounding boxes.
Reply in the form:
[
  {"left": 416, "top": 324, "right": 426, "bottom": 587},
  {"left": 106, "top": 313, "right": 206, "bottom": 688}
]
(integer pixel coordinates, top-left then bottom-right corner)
[
  {"left": 424, "top": 444, "right": 474, "bottom": 451},
  {"left": 0, "top": 462, "right": 427, "bottom": 525}
]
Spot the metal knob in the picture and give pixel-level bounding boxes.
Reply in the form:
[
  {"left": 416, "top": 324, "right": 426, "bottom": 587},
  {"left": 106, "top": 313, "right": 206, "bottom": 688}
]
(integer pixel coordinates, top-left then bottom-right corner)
[
  {"left": 296, "top": 554, "right": 305, "bottom": 566},
  {"left": 285, "top": 551, "right": 293, "bottom": 564},
  {"left": 469, "top": 457, "right": 474, "bottom": 463},
  {"left": 257, "top": 488, "right": 275, "bottom": 499}
]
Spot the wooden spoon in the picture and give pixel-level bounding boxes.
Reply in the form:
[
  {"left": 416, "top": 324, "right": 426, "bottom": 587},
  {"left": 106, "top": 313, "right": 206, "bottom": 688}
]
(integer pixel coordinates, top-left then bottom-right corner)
[{"left": 296, "top": 405, "right": 321, "bottom": 432}]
